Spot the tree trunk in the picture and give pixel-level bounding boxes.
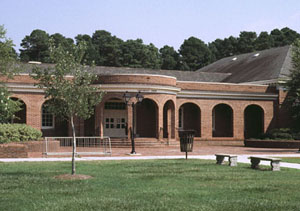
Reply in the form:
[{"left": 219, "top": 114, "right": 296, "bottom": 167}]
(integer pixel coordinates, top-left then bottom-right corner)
[{"left": 71, "top": 116, "right": 76, "bottom": 175}]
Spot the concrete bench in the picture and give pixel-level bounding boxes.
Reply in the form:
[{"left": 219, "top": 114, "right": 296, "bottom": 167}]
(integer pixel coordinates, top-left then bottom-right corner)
[
  {"left": 215, "top": 154, "right": 237, "bottom": 166},
  {"left": 249, "top": 156, "right": 281, "bottom": 171}
]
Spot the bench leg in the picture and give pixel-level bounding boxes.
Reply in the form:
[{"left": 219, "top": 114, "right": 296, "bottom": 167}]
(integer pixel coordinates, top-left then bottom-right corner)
[
  {"left": 271, "top": 161, "right": 280, "bottom": 171},
  {"left": 229, "top": 157, "right": 237, "bottom": 166},
  {"left": 251, "top": 158, "right": 260, "bottom": 169},
  {"left": 216, "top": 156, "right": 225, "bottom": 165}
]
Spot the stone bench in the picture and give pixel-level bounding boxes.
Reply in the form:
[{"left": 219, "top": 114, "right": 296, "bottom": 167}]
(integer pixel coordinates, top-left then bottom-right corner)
[
  {"left": 249, "top": 156, "right": 281, "bottom": 171},
  {"left": 215, "top": 154, "right": 237, "bottom": 166}
]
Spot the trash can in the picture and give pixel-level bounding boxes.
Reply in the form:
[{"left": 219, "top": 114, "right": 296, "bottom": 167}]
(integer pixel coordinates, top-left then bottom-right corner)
[{"left": 179, "top": 130, "right": 195, "bottom": 159}]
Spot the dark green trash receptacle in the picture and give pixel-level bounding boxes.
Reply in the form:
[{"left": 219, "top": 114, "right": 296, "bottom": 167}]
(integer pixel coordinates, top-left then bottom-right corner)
[{"left": 179, "top": 130, "right": 195, "bottom": 159}]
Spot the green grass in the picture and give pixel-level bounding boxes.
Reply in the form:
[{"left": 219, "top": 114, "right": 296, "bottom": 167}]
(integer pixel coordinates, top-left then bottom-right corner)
[
  {"left": 277, "top": 157, "right": 300, "bottom": 164},
  {"left": 1, "top": 159, "right": 300, "bottom": 211}
]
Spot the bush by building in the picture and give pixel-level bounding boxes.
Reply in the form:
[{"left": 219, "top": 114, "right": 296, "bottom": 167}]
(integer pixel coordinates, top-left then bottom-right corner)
[{"left": 0, "top": 124, "right": 42, "bottom": 143}]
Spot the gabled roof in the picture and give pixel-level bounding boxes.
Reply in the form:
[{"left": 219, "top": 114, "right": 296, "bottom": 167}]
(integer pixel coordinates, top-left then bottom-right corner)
[{"left": 197, "top": 46, "right": 292, "bottom": 84}]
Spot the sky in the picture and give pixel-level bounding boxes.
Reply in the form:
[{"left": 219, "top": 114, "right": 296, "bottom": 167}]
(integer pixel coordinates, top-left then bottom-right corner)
[{"left": 1, "top": 0, "right": 300, "bottom": 52}]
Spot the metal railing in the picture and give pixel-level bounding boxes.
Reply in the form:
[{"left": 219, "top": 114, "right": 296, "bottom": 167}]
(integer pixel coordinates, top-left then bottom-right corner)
[{"left": 44, "top": 136, "right": 112, "bottom": 157}]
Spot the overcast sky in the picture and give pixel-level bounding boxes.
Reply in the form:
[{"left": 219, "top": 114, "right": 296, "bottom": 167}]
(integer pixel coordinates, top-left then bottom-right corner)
[{"left": 1, "top": 0, "right": 300, "bottom": 52}]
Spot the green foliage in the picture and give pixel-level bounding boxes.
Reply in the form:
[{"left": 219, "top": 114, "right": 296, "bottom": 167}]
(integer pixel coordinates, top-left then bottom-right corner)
[
  {"left": 20, "top": 29, "right": 51, "bottom": 63},
  {"left": 179, "top": 36, "right": 212, "bottom": 70},
  {"left": 0, "top": 25, "right": 19, "bottom": 78},
  {"left": 0, "top": 25, "right": 22, "bottom": 122},
  {"left": 262, "top": 128, "right": 294, "bottom": 140},
  {"left": 20, "top": 27, "right": 300, "bottom": 71},
  {"left": 160, "top": 45, "right": 179, "bottom": 70},
  {"left": 0, "top": 124, "right": 42, "bottom": 143},
  {"left": 32, "top": 38, "right": 103, "bottom": 121},
  {"left": 237, "top": 31, "right": 257, "bottom": 53},
  {"left": 0, "top": 88, "right": 22, "bottom": 123},
  {"left": 285, "top": 39, "right": 300, "bottom": 129}
]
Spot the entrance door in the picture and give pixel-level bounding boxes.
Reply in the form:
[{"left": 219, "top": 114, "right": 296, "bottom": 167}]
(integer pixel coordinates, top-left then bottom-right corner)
[{"left": 103, "top": 105, "right": 127, "bottom": 138}]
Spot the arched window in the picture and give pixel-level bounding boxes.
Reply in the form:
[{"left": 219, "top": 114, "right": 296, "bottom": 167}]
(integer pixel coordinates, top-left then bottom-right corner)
[{"left": 41, "top": 102, "right": 54, "bottom": 129}]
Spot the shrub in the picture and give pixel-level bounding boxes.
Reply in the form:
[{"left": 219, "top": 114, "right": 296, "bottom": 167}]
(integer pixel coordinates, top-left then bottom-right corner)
[
  {"left": 0, "top": 124, "right": 42, "bottom": 144},
  {"left": 263, "top": 128, "right": 294, "bottom": 140}
]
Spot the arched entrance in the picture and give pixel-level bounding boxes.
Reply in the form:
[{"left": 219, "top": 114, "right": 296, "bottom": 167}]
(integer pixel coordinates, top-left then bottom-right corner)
[
  {"left": 244, "top": 105, "right": 264, "bottom": 138},
  {"left": 84, "top": 107, "right": 96, "bottom": 136},
  {"left": 11, "top": 98, "right": 26, "bottom": 124},
  {"left": 103, "top": 98, "right": 127, "bottom": 138},
  {"left": 178, "top": 103, "right": 201, "bottom": 137},
  {"left": 212, "top": 104, "right": 233, "bottom": 137},
  {"left": 136, "top": 98, "right": 158, "bottom": 138},
  {"left": 163, "top": 100, "right": 175, "bottom": 139}
]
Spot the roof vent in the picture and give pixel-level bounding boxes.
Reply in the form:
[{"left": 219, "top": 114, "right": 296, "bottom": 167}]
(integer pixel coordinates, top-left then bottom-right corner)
[
  {"left": 232, "top": 57, "right": 237, "bottom": 61},
  {"left": 28, "top": 61, "right": 42, "bottom": 65},
  {"left": 253, "top": 53, "right": 260, "bottom": 57}
]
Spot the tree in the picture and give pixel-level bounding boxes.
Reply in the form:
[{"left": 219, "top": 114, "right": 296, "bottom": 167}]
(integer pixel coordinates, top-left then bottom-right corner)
[
  {"left": 75, "top": 34, "right": 99, "bottom": 65},
  {"left": 20, "top": 29, "right": 50, "bottom": 63},
  {"left": 160, "top": 45, "right": 179, "bottom": 70},
  {"left": 285, "top": 39, "right": 300, "bottom": 130},
  {"left": 50, "top": 33, "right": 74, "bottom": 52},
  {"left": 255, "top": 31, "right": 274, "bottom": 50},
  {"left": 120, "top": 39, "right": 161, "bottom": 69},
  {"left": 32, "top": 39, "right": 103, "bottom": 175},
  {"left": 92, "top": 30, "right": 123, "bottom": 66},
  {"left": 0, "top": 25, "right": 21, "bottom": 123},
  {"left": 281, "top": 27, "right": 300, "bottom": 45},
  {"left": 179, "top": 36, "right": 212, "bottom": 70},
  {"left": 237, "top": 31, "right": 257, "bottom": 54},
  {"left": 270, "top": 29, "right": 285, "bottom": 47}
]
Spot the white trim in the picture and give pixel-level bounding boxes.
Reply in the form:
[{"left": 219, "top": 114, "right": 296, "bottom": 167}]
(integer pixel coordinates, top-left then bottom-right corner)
[
  {"left": 102, "top": 73, "right": 177, "bottom": 80},
  {"left": 178, "top": 90, "right": 278, "bottom": 101},
  {"left": 177, "top": 80, "right": 269, "bottom": 87},
  {"left": 95, "top": 84, "right": 181, "bottom": 95}
]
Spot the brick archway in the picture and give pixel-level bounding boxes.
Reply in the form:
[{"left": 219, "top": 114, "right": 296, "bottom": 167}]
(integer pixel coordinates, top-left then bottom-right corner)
[
  {"left": 244, "top": 104, "right": 264, "bottom": 138},
  {"left": 10, "top": 97, "right": 26, "bottom": 124},
  {"left": 136, "top": 98, "right": 158, "bottom": 138},
  {"left": 179, "top": 103, "right": 201, "bottom": 137},
  {"left": 212, "top": 103, "right": 233, "bottom": 137}
]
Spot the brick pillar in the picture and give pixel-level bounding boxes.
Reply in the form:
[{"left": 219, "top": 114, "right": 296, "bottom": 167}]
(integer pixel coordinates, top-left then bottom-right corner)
[
  {"left": 158, "top": 105, "right": 163, "bottom": 140},
  {"left": 201, "top": 106, "right": 212, "bottom": 139},
  {"left": 233, "top": 107, "right": 244, "bottom": 139},
  {"left": 127, "top": 104, "right": 133, "bottom": 140},
  {"left": 26, "top": 101, "right": 42, "bottom": 130}
]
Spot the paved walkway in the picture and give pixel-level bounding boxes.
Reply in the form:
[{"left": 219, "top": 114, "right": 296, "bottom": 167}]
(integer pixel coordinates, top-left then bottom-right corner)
[{"left": 1, "top": 145, "right": 300, "bottom": 169}]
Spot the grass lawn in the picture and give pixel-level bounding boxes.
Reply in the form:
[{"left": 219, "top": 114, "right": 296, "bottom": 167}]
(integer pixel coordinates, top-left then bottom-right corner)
[
  {"left": 277, "top": 157, "right": 300, "bottom": 164},
  {"left": 1, "top": 159, "right": 300, "bottom": 211}
]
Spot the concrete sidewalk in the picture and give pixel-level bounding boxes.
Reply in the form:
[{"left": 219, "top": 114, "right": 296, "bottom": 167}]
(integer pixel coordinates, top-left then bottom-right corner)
[{"left": 1, "top": 154, "right": 300, "bottom": 170}]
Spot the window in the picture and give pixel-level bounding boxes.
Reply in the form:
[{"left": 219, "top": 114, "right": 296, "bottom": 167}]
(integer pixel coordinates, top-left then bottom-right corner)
[
  {"left": 42, "top": 104, "right": 54, "bottom": 129},
  {"left": 104, "top": 102, "right": 126, "bottom": 110}
]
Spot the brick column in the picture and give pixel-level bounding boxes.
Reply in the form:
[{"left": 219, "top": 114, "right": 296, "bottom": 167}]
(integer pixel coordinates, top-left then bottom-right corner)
[
  {"left": 158, "top": 104, "right": 164, "bottom": 140},
  {"left": 26, "top": 101, "right": 43, "bottom": 131},
  {"left": 201, "top": 105, "right": 212, "bottom": 139},
  {"left": 127, "top": 103, "right": 133, "bottom": 140},
  {"left": 233, "top": 107, "right": 244, "bottom": 139}
]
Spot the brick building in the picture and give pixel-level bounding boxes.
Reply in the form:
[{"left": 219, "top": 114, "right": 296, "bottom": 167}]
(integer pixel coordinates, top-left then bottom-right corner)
[{"left": 3, "top": 46, "right": 293, "bottom": 144}]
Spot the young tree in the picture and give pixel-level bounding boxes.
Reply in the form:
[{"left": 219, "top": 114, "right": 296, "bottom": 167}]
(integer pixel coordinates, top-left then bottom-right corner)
[
  {"left": 285, "top": 39, "right": 300, "bottom": 130},
  {"left": 32, "top": 39, "right": 103, "bottom": 175},
  {"left": 0, "top": 25, "right": 21, "bottom": 123}
]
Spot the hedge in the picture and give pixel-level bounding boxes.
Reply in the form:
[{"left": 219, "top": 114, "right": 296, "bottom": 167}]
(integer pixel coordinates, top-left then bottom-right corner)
[{"left": 0, "top": 124, "right": 42, "bottom": 144}]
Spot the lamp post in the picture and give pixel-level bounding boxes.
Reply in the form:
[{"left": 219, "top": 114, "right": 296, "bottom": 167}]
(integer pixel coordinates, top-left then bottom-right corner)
[{"left": 123, "top": 91, "right": 144, "bottom": 155}]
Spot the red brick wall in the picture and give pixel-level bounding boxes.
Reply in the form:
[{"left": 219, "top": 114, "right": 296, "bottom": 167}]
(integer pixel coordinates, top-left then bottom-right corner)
[{"left": 97, "top": 75, "right": 177, "bottom": 86}]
